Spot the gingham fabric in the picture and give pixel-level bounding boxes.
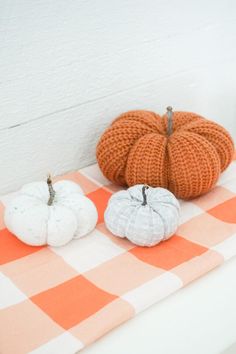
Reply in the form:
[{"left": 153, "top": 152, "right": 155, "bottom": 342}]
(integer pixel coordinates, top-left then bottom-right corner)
[{"left": 1, "top": 154, "right": 236, "bottom": 354}]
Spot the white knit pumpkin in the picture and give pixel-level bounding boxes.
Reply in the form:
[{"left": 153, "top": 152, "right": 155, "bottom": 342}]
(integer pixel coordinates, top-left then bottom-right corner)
[
  {"left": 4, "top": 178, "right": 98, "bottom": 247},
  {"left": 104, "top": 184, "right": 180, "bottom": 247}
]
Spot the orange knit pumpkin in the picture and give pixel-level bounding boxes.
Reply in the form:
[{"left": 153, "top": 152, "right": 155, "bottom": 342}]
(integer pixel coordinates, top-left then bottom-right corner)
[{"left": 96, "top": 107, "right": 234, "bottom": 199}]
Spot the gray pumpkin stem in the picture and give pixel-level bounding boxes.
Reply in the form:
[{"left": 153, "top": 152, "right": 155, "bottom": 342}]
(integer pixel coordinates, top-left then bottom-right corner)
[
  {"left": 166, "top": 106, "right": 173, "bottom": 136},
  {"left": 47, "top": 174, "right": 56, "bottom": 206},
  {"left": 141, "top": 185, "right": 149, "bottom": 206}
]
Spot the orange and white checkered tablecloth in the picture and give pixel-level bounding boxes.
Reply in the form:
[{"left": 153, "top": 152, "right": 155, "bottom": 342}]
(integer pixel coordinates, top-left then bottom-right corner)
[{"left": 1, "top": 155, "right": 236, "bottom": 354}]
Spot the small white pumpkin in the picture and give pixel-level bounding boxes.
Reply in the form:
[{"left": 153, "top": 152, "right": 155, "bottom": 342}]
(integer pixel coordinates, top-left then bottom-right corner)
[
  {"left": 104, "top": 184, "right": 180, "bottom": 247},
  {"left": 4, "top": 175, "right": 98, "bottom": 247}
]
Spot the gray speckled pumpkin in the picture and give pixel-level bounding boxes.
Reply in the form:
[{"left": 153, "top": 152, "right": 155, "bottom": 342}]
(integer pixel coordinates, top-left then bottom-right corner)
[{"left": 104, "top": 184, "right": 180, "bottom": 247}]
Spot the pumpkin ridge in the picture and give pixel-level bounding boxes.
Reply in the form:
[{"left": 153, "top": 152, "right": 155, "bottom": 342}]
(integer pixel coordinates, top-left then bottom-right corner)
[
  {"left": 151, "top": 207, "right": 167, "bottom": 237},
  {"left": 185, "top": 120, "right": 234, "bottom": 171},
  {"left": 151, "top": 200, "right": 180, "bottom": 212},
  {"left": 167, "top": 131, "right": 220, "bottom": 198},
  {"left": 164, "top": 137, "right": 170, "bottom": 191},
  {"left": 125, "top": 133, "right": 168, "bottom": 187},
  {"left": 112, "top": 111, "right": 164, "bottom": 134},
  {"left": 162, "top": 111, "right": 202, "bottom": 134},
  {"left": 123, "top": 202, "right": 140, "bottom": 237},
  {"left": 45, "top": 204, "right": 51, "bottom": 245},
  {"left": 167, "top": 134, "right": 189, "bottom": 198},
  {"left": 97, "top": 122, "right": 160, "bottom": 184}
]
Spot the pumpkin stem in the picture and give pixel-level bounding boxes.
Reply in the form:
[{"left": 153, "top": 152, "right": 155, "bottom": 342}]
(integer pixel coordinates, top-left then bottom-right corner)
[
  {"left": 47, "top": 174, "right": 56, "bottom": 206},
  {"left": 166, "top": 106, "right": 173, "bottom": 136},
  {"left": 141, "top": 185, "right": 149, "bottom": 206}
]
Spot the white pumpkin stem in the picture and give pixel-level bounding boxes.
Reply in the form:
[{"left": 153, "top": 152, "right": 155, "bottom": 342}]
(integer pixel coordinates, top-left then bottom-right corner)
[
  {"left": 141, "top": 185, "right": 149, "bottom": 206},
  {"left": 47, "top": 174, "right": 56, "bottom": 206},
  {"left": 166, "top": 106, "right": 173, "bottom": 136}
]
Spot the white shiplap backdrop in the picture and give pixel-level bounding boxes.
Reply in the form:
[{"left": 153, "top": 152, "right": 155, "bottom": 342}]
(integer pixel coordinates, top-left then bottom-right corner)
[{"left": 1, "top": 0, "right": 236, "bottom": 194}]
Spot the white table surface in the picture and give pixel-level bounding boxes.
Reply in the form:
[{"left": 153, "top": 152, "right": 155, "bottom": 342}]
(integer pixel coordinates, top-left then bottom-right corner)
[{"left": 81, "top": 257, "right": 236, "bottom": 354}]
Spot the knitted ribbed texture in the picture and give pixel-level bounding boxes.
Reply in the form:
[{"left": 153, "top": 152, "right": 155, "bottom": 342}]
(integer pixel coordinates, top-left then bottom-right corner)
[{"left": 96, "top": 110, "right": 234, "bottom": 199}]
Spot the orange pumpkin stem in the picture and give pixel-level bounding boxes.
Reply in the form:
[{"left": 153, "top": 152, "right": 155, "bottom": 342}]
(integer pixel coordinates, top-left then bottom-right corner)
[{"left": 166, "top": 106, "right": 173, "bottom": 136}]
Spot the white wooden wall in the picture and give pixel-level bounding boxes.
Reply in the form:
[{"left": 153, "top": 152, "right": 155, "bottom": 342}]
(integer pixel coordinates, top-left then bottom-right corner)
[{"left": 1, "top": 0, "right": 236, "bottom": 194}]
